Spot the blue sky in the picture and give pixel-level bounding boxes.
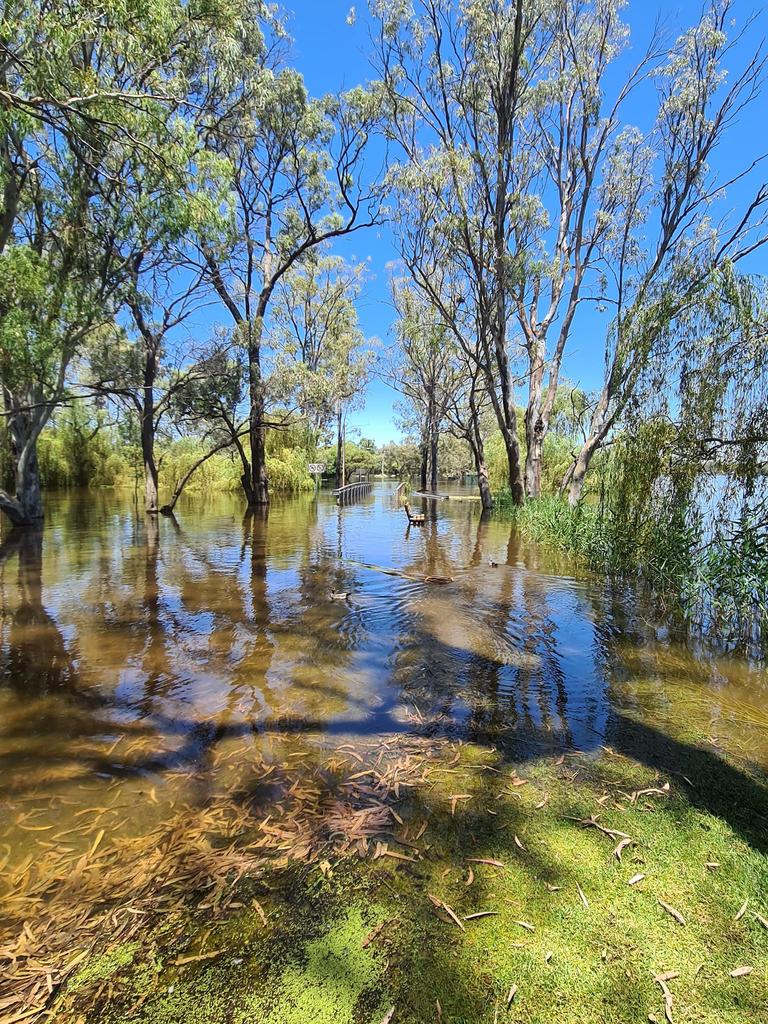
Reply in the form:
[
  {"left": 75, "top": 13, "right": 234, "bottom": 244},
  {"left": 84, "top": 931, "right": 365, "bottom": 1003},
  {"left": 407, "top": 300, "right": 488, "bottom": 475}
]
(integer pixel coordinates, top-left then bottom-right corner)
[{"left": 269, "top": 1, "right": 767, "bottom": 444}]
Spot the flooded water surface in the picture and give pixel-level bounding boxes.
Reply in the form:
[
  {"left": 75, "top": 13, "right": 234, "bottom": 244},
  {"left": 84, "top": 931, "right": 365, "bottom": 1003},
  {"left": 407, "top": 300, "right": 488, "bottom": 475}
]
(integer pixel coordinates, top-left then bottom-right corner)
[{"left": 1, "top": 485, "right": 767, "bottom": 870}]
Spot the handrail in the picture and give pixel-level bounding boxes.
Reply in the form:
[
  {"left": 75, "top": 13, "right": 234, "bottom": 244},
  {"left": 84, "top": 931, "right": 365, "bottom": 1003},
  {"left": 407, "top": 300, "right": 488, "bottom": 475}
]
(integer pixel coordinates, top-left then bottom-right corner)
[{"left": 332, "top": 480, "right": 373, "bottom": 504}]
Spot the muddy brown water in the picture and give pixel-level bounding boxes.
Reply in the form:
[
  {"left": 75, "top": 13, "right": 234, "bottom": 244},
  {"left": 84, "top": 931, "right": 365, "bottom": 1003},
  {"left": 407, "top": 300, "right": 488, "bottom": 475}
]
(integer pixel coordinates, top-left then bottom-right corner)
[{"left": 1, "top": 484, "right": 767, "bottom": 871}]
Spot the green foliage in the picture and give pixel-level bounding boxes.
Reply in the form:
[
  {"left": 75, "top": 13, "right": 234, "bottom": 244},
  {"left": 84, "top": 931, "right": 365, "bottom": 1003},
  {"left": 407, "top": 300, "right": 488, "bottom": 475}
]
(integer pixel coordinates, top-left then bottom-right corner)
[{"left": 37, "top": 405, "right": 132, "bottom": 489}]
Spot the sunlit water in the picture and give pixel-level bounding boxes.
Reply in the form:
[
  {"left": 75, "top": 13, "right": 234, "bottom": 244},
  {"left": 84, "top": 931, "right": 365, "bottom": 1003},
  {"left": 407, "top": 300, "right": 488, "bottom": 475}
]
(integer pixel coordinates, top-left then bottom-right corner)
[{"left": 1, "top": 484, "right": 766, "bottom": 871}]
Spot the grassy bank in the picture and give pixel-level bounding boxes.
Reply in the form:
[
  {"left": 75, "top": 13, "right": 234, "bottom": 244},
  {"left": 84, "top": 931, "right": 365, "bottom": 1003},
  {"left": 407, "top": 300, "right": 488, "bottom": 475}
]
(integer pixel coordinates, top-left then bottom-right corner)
[{"left": 41, "top": 730, "right": 768, "bottom": 1024}]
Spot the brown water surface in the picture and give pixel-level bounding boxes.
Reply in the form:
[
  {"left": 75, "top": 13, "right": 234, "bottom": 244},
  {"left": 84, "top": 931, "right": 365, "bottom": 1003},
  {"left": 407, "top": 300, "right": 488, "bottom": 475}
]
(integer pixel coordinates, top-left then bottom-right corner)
[{"left": 1, "top": 484, "right": 767, "bottom": 870}]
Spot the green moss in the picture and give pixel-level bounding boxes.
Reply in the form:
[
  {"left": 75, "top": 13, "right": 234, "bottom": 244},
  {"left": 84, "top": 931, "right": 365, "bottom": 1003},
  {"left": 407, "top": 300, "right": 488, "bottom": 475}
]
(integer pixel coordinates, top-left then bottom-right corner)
[
  {"left": 69, "top": 942, "right": 140, "bottom": 992},
  {"left": 57, "top": 740, "right": 768, "bottom": 1024},
  {"left": 246, "top": 907, "right": 388, "bottom": 1024}
]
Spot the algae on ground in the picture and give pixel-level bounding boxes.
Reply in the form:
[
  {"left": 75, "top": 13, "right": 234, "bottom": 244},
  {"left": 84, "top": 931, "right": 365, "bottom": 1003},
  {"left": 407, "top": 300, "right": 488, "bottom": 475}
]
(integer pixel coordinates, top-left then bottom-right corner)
[
  {"left": 68, "top": 941, "right": 140, "bottom": 992},
  {"left": 245, "top": 906, "right": 388, "bottom": 1024}
]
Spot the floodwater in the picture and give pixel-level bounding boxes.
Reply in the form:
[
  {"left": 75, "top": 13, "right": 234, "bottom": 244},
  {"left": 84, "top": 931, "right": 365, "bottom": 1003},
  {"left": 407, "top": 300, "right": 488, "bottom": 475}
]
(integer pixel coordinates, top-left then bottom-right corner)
[{"left": 1, "top": 484, "right": 767, "bottom": 871}]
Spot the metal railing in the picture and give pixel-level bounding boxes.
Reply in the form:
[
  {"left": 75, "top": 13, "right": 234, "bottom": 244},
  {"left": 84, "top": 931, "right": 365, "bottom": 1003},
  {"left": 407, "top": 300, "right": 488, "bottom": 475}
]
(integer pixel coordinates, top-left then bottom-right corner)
[{"left": 333, "top": 480, "right": 373, "bottom": 504}]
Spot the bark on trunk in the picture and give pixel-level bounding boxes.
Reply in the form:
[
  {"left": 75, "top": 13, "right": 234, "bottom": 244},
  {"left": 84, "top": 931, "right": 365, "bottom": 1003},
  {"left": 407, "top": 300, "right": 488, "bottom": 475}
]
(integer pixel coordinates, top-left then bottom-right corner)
[
  {"left": 0, "top": 413, "right": 45, "bottom": 526},
  {"left": 567, "top": 389, "right": 611, "bottom": 506},
  {"left": 247, "top": 321, "right": 269, "bottom": 507},
  {"left": 568, "top": 433, "right": 601, "bottom": 506},
  {"left": 419, "top": 440, "right": 428, "bottom": 491},
  {"left": 467, "top": 391, "right": 493, "bottom": 511},
  {"left": 429, "top": 426, "right": 438, "bottom": 492},
  {"left": 141, "top": 344, "right": 159, "bottom": 514},
  {"left": 336, "top": 403, "right": 343, "bottom": 488}
]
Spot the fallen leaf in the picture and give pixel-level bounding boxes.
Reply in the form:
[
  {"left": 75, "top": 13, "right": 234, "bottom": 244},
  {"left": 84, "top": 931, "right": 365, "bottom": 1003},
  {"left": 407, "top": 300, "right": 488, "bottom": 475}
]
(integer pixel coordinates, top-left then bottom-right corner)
[
  {"left": 627, "top": 873, "right": 645, "bottom": 886},
  {"left": 251, "top": 899, "right": 268, "bottom": 925},
  {"left": 428, "top": 895, "right": 465, "bottom": 931},
  {"left": 752, "top": 912, "right": 768, "bottom": 929},
  {"left": 506, "top": 984, "right": 518, "bottom": 1006},
  {"left": 450, "top": 794, "right": 472, "bottom": 816},
  {"left": 614, "top": 837, "right": 633, "bottom": 861},
  {"left": 173, "top": 949, "right": 223, "bottom": 966},
  {"left": 704, "top": 862, "right": 720, "bottom": 870},
  {"left": 463, "top": 911, "right": 499, "bottom": 921},
  {"left": 658, "top": 900, "right": 685, "bottom": 926},
  {"left": 379, "top": 1006, "right": 395, "bottom": 1024},
  {"left": 576, "top": 883, "right": 589, "bottom": 909},
  {"left": 362, "top": 920, "right": 389, "bottom": 948},
  {"left": 734, "top": 900, "right": 748, "bottom": 921},
  {"left": 467, "top": 857, "right": 505, "bottom": 868},
  {"left": 545, "top": 950, "right": 553, "bottom": 963},
  {"left": 513, "top": 835, "right": 527, "bottom": 852},
  {"left": 514, "top": 920, "right": 535, "bottom": 932},
  {"left": 729, "top": 966, "right": 753, "bottom": 978}
]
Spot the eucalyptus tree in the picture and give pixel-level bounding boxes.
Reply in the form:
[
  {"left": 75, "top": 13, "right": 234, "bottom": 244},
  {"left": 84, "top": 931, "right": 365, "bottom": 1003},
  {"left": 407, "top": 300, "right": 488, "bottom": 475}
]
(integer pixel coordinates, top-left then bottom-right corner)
[
  {"left": 87, "top": 266, "right": 211, "bottom": 513},
  {"left": 566, "top": 1, "right": 768, "bottom": 504},
  {"left": 0, "top": 0, "right": 249, "bottom": 526},
  {"left": 386, "top": 283, "right": 457, "bottom": 492},
  {"left": 195, "top": 31, "right": 383, "bottom": 508},
  {"left": 270, "top": 250, "right": 373, "bottom": 455},
  {"left": 512, "top": 0, "right": 662, "bottom": 498},
  {"left": 374, "top": 0, "right": 546, "bottom": 505}
]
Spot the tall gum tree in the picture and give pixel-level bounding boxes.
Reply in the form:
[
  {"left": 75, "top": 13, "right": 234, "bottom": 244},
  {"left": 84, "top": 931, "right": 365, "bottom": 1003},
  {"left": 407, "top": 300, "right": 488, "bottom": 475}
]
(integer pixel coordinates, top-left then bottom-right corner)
[
  {"left": 374, "top": 0, "right": 549, "bottom": 505},
  {"left": 195, "top": 31, "right": 383, "bottom": 508},
  {"left": 270, "top": 250, "right": 372, "bottom": 456}
]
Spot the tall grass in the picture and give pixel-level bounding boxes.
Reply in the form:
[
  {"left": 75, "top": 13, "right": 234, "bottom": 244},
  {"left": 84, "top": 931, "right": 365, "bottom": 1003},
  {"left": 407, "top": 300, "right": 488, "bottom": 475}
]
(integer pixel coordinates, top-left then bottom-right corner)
[{"left": 497, "top": 493, "right": 767, "bottom": 651}]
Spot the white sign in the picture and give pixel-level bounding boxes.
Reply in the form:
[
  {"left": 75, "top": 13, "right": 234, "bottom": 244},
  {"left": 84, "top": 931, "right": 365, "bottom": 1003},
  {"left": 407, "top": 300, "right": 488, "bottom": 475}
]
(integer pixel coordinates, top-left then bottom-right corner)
[{"left": 308, "top": 462, "right": 326, "bottom": 474}]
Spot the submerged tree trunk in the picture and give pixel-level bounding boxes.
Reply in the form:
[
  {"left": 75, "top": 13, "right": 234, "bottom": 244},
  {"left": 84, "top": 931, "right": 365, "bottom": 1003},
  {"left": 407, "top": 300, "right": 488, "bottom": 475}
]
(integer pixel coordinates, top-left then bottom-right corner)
[
  {"left": 336, "top": 402, "right": 344, "bottom": 488},
  {"left": 419, "top": 438, "right": 428, "bottom": 491},
  {"left": 248, "top": 339, "right": 268, "bottom": 506},
  {"left": 141, "top": 343, "right": 159, "bottom": 514},
  {"left": 429, "top": 424, "right": 438, "bottom": 492},
  {"left": 0, "top": 398, "right": 47, "bottom": 526}
]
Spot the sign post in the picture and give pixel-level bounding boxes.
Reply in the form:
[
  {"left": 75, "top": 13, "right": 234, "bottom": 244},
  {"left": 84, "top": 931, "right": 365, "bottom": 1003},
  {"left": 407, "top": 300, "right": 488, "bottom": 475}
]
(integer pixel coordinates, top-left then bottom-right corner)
[{"left": 308, "top": 462, "right": 325, "bottom": 492}]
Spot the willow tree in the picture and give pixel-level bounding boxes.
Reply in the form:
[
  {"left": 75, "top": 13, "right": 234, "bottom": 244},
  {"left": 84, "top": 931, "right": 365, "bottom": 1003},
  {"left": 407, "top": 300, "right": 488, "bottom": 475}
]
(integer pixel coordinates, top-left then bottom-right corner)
[
  {"left": 604, "top": 269, "right": 768, "bottom": 643},
  {"left": 195, "top": 33, "right": 383, "bottom": 508},
  {"left": 0, "top": 0, "right": 248, "bottom": 526},
  {"left": 566, "top": 1, "right": 768, "bottom": 504}
]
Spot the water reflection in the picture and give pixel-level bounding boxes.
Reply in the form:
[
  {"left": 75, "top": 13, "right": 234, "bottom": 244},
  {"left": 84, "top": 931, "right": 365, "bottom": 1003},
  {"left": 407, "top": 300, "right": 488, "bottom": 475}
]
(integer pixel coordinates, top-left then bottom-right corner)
[{"left": 1, "top": 485, "right": 766, "bottom": 858}]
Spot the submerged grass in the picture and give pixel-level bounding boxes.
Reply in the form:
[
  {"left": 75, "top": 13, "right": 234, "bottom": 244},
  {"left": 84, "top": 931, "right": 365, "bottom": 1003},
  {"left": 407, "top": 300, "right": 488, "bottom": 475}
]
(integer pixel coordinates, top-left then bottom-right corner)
[
  {"left": 48, "top": 735, "right": 768, "bottom": 1024},
  {"left": 493, "top": 493, "right": 768, "bottom": 651}
]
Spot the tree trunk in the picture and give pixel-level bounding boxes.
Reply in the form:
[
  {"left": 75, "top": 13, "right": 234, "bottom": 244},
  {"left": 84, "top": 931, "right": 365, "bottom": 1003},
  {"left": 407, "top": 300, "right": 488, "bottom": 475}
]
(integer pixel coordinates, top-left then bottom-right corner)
[
  {"left": 0, "top": 410, "right": 45, "bottom": 527},
  {"left": 429, "top": 423, "right": 438, "bottom": 492},
  {"left": 247, "top": 320, "right": 269, "bottom": 507},
  {"left": 467, "top": 389, "right": 493, "bottom": 511},
  {"left": 568, "top": 390, "right": 611, "bottom": 505},
  {"left": 141, "top": 342, "right": 159, "bottom": 514},
  {"left": 419, "top": 439, "right": 428, "bottom": 491},
  {"left": 336, "top": 402, "right": 343, "bottom": 488},
  {"left": 568, "top": 433, "right": 601, "bottom": 506}
]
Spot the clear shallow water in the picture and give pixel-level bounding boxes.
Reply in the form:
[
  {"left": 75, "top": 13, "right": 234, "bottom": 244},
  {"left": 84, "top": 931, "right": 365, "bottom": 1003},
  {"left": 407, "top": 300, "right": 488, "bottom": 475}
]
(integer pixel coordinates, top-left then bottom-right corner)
[{"left": 1, "top": 484, "right": 767, "bottom": 868}]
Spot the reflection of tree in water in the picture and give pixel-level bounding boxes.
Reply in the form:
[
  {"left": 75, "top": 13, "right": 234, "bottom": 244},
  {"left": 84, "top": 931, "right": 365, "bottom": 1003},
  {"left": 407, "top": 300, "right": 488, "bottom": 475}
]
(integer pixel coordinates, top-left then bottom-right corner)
[
  {"left": 0, "top": 528, "right": 77, "bottom": 694},
  {"left": 390, "top": 514, "right": 602, "bottom": 753}
]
